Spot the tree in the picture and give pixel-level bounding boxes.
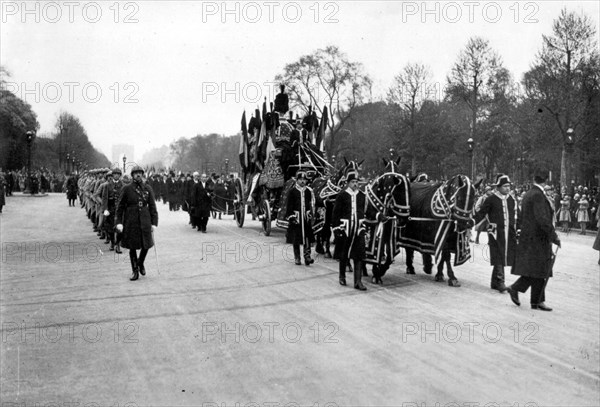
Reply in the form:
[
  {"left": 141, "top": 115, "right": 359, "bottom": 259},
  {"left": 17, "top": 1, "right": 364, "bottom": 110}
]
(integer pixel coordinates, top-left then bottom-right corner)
[
  {"left": 524, "top": 8, "right": 599, "bottom": 190},
  {"left": 388, "top": 63, "right": 433, "bottom": 173},
  {"left": 274, "top": 46, "right": 372, "bottom": 158},
  {"left": 446, "top": 37, "right": 505, "bottom": 177},
  {"left": 0, "top": 66, "right": 39, "bottom": 170}
]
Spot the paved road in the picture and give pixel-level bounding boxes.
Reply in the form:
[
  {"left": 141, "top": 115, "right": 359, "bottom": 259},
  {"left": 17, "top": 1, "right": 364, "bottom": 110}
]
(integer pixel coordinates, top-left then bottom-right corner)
[{"left": 1, "top": 194, "right": 599, "bottom": 406}]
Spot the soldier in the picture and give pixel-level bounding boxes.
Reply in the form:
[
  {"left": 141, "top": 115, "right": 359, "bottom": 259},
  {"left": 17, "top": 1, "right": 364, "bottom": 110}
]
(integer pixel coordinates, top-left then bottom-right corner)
[
  {"left": 332, "top": 166, "right": 367, "bottom": 291},
  {"left": 102, "top": 168, "right": 123, "bottom": 252},
  {"left": 116, "top": 166, "right": 158, "bottom": 281},
  {"left": 475, "top": 174, "right": 519, "bottom": 293},
  {"left": 285, "top": 170, "right": 315, "bottom": 265}
]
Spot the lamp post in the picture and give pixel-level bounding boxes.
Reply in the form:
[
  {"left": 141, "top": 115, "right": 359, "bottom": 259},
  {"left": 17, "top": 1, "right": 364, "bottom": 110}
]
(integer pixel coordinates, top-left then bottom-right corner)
[
  {"left": 564, "top": 128, "right": 575, "bottom": 192},
  {"left": 467, "top": 137, "right": 474, "bottom": 180},
  {"left": 331, "top": 154, "right": 336, "bottom": 170},
  {"left": 25, "top": 130, "right": 35, "bottom": 194},
  {"left": 123, "top": 155, "right": 127, "bottom": 173},
  {"left": 72, "top": 155, "right": 76, "bottom": 175},
  {"left": 66, "top": 153, "right": 70, "bottom": 173},
  {"left": 225, "top": 158, "right": 229, "bottom": 175}
]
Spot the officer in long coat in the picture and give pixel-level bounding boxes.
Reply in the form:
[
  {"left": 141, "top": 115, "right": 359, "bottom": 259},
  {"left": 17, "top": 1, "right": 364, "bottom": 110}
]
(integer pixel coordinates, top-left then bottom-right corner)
[
  {"left": 475, "top": 174, "right": 519, "bottom": 293},
  {"left": 332, "top": 167, "right": 367, "bottom": 291},
  {"left": 507, "top": 170, "right": 560, "bottom": 311},
  {"left": 116, "top": 166, "right": 158, "bottom": 281},
  {"left": 285, "top": 170, "right": 315, "bottom": 265},
  {"left": 191, "top": 172, "right": 212, "bottom": 233},
  {"left": 102, "top": 168, "right": 123, "bottom": 252}
]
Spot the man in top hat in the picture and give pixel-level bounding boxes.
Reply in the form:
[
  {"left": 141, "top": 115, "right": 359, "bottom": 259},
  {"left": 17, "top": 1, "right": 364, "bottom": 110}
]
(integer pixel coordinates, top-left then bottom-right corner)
[
  {"left": 285, "top": 169, "right": 316, "bottom": 265},
  {"left": 475, "top": 174, "right": 519, "bottom": 293},
  {"left": 507, "top": 169, "right": 560, "bottom": 311},
  {"left": 116, "top": 166, "right": 158, "bottom": 281},
  {"left": 102, "top": 167, "right": 123, "bottom": 252},
  {"left": 191, "top": 172, "right": 212, "bottom": 233},
  {"left": 332, "top": 166, "right": 367, "bottom": 290}
]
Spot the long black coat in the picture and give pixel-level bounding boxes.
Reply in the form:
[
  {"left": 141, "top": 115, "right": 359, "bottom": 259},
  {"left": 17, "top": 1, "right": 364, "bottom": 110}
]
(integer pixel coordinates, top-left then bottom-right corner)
[
  {"left": 476, "top": 193, "right": 519, "bottom": 266},
  {"left": 332, "top": 188, "right": 366, "bottom": 260},
  {"left": 512, "top": 186, "right": 559, "bottom": 279},
  {"left": 115, "top": 181, "right": 158, "bottom": 250},
  {"left": 191, "top": 181, "right": 212, "bottom": 218},
  {"left": 285, "top": 185, "right": 315, "bottom": 245}
]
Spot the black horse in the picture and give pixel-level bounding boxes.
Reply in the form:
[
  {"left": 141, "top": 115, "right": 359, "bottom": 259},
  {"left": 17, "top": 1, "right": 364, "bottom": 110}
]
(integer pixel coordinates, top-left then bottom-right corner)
[
  {"left": 397, "top": 175, "right": 480, "bottom": 287},
  {"left": 363, "top": 157, "right": 411, "bottom": 284}
]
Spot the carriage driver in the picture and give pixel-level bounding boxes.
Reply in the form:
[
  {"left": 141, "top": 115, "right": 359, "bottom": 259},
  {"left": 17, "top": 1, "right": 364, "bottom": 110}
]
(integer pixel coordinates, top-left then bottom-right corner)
[
  {"left": 332, "top": 166, "right": 367, "bottom": 291},
  {"left": 285, "top": 169, "right": 316, "bottom": 266}
]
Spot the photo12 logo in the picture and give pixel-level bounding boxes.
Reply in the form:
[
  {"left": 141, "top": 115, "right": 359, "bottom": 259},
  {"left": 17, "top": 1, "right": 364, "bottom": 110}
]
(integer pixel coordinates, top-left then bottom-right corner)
[
  {"left": 1, "top": 1, "right": 140, "bottom": 24},
  {"left": 201, "top": 1, "right": 340, "bottom": 24},
  {"left": 1, "top": 81, "right": 140, "bottom": 104},
  {"left": 399, "top": 1, "right": 540, "bottom": 24}
]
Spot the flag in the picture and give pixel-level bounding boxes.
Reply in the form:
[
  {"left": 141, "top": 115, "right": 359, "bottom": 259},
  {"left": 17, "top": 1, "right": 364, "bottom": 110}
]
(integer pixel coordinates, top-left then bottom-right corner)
[
  {"left": 316, "top": 105, "right": 328, "bottom": 152},
  {"left": 239, "top": 111, "right": 249, "bottom": 176}
]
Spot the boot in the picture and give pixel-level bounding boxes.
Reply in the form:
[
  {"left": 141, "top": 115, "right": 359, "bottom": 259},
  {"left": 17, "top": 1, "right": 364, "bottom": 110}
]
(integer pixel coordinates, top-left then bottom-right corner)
[
  {"left": 354, "top": 260, "right": 367, "bottom": 291},
  {"left": 137, "top": 260, "right": 146, "bottom": 276},
  {"left": 491, "top": 265, "right": 507, "bottom": 292},
  {"left": 130, "top": 267, "right": 139, "bottom": 281},
  {"left": 115, "top": 244, "right": 122, "bottom": 254},
  {"left": 294, "top": 245, "right": 302, "bottom": 265},
  {"left": 339, "top": 260, "right": 346, "bottom": 286}
]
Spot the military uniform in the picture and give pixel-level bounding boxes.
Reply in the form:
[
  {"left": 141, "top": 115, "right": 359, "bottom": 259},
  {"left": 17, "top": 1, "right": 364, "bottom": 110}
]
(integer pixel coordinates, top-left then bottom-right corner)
[{"left": 102, "top": 169, "right": 123, "bottom": 252}]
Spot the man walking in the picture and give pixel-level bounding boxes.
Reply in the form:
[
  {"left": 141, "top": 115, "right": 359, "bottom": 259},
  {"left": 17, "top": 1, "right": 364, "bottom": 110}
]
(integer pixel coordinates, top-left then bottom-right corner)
[
  {"left": 476, "top": 174, "right": 519, "bottom": 293},
  {"left": 332, "top": 166, "right": 367, "bottom": 291},
  {"left": 191, "top": 172, "right": 212, "bottom": 233},
  {"left": 102, "top": 168, "right": 123, "bottom": 252},
  {"left": 507, "top": 170, "right": 560, "bottom": 311},
  {"left": 285, "top": 170, "right": 315, "bottom": 265},
  {"left": 116, "top": 166, "right": 158, "bottom": 281}
]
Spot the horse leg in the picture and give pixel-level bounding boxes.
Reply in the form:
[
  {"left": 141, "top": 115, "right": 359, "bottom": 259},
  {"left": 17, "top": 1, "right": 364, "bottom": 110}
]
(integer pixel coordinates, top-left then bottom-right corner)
[
  {"left": 405, "top": 248, "right": 416, "bottom": 274},
  {"left": 434, "top": 257, "right": 445, "bottom": 282},
  {"left": 445, "top": 252, "right": 461, "bottom": 287}
]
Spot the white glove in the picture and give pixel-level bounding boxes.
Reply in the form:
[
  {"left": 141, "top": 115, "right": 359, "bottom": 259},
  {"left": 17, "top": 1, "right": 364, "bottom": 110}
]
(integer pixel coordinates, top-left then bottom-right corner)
[
  {"left": 151, "top": 225, "right": 156, "bottom": 232},
  {"left": 103, "top": 210, "right": 110, "bottom": 216},
  {"left": 116, "top": 224, "right": 123, "bottom": 232}
]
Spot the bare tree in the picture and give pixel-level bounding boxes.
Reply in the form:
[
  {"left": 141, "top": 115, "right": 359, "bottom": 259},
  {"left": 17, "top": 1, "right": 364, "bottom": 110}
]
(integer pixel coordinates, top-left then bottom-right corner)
[{"left": 275, "top": 46, "right": 372, "bottom": 158}]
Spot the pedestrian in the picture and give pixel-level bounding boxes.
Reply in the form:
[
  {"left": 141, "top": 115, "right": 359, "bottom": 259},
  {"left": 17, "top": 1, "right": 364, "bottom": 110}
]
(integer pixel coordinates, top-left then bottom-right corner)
[
  {"left": 0, "top": 172, "right": 6, "bottom": 213},
  {"left": 116, "top": 166, "right": 158, "bottom": 281},
  {"left": 593, "top": 207, "right": 600, "bottom": 265},
  {"left": 558, "top": 195, "right": 571, "bottom": 233},
  {"left": 212, "top": 175, "right": 228, "bottom": 220},
  {"left": 191, "top": 172, "right": 212, "bottom": 233},
  {"left": 475, "top": 174, "right": 519, "bottom": 293},
  {"left": 577, "top": 194, "right": 590, "bottom": 235},
  {"left": 332, "top": 166, "right": 367, "bottom": 290},
  {"left": 285, "top": 170, "right": 315, "bottom": 266},
  {"left": 507, "top": 169, "right": 560, "bottom": 312},
  {"left": 65, "top": 173, "right": 78, "bottom": 206}
]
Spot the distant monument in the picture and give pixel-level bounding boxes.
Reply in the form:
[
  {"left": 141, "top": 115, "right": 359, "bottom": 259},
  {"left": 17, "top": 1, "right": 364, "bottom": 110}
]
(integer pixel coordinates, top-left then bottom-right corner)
[{"left": 112, "top": 144, "right": 135, "bottom": 165}]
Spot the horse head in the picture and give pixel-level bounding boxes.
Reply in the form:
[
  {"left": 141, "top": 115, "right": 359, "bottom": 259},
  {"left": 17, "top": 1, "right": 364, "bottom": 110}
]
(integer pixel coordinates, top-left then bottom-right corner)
[
  {"left": 367, "top": 161, "right": 410, "bottom": 225},
  {"left": 444, "top": 175, "right": 477, "bottom": 228}
]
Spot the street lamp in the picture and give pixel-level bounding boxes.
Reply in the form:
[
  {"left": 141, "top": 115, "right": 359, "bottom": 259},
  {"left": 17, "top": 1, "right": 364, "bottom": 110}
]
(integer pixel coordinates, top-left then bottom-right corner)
[
  {"left": 72, "top": 155, "right": 76, "bottom": 174},
  {"left": 467, "top": 137, "right": 474, "bottom": 180},
  {"left": 24, "top": 131, "right": 35, "bottom": 194},
  {"left": 224, "top": 158, "right": 229, "bottom": 175},
  {"left": 123, "top": 155, "right": 127, "bottom": 173},
  {"left": 66, "top": 153, "right": 70, "bottom": 173}
]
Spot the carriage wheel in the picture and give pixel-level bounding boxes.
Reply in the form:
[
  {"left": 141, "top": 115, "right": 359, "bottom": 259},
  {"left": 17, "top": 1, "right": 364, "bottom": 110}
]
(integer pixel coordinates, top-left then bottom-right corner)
[
  {"left": 261, "top": 200, "right": 271, "bottom": 236},
  {"left": 235, "top": 202, "right": 245, "bottom": 228},
  {"left": 234, "top": 178, "right": 245, "bottom": 228}
]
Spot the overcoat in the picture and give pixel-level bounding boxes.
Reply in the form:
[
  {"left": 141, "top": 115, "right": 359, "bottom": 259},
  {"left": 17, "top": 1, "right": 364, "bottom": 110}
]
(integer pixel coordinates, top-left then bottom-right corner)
[
  {"left": 332, "top": 188, "right": 366, "bottom": 260},
  {"left": 191, "top": 181, "right": 212, "bottom": 218},
  {"left": 476, "top": 192, "right": 519, "bottom": 266},
  {"left": 285, "top": 184, "right": 315, "bottom": 245},
  {"left": 511, "top": 185, "right": 559, "bottom": 279},
  {"left": 66, "top": 176, "right": 78, "bottom": 200},
  {"left": 115, "top": 181, "right": 158, "bottom": 250}
]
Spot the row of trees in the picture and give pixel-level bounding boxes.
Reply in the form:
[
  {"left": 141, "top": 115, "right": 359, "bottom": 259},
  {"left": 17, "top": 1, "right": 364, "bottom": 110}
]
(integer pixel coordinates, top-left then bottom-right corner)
[
  {"left": 273, "top": 8, "right": 599, "bottom": 185},
  {"left": 157, "top": 10, "right": 598, "bottom": 186},
  {"left": 1, "top": 67, "right": 111, "bottom": 173}
]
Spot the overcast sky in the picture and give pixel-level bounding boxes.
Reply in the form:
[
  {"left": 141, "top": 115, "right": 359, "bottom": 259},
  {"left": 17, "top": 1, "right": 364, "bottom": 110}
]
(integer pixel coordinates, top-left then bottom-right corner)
[{"left": 2, "top": 1, "right": 598, "bottom": 161}]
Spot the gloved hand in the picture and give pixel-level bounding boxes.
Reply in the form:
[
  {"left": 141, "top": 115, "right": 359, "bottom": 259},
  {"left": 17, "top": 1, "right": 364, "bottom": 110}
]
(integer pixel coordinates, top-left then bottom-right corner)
[
  {"left": 152, "top": 225, "right": 156, "bottom": 232},
  {"left": 116, "top": 224, "right": 123, "bottom": 232},
  {"left": 104, "top": 210, "right": 110, "bottom": 216}
]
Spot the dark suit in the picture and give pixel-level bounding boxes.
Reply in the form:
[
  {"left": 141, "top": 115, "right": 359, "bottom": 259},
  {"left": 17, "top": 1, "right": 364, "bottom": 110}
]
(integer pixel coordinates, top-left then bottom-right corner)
[
  {"left": 191, "top": 181, "right": 212, "bottom": 232},
  {"left": 511, "top": 184, "right": 559, "bottom": 305}
]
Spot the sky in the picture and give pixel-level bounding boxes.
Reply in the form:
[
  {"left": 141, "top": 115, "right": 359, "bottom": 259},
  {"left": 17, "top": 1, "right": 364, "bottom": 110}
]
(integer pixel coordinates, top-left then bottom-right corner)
[{"left": 1, "top": 0, "right": 599, "bottom": 162}]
